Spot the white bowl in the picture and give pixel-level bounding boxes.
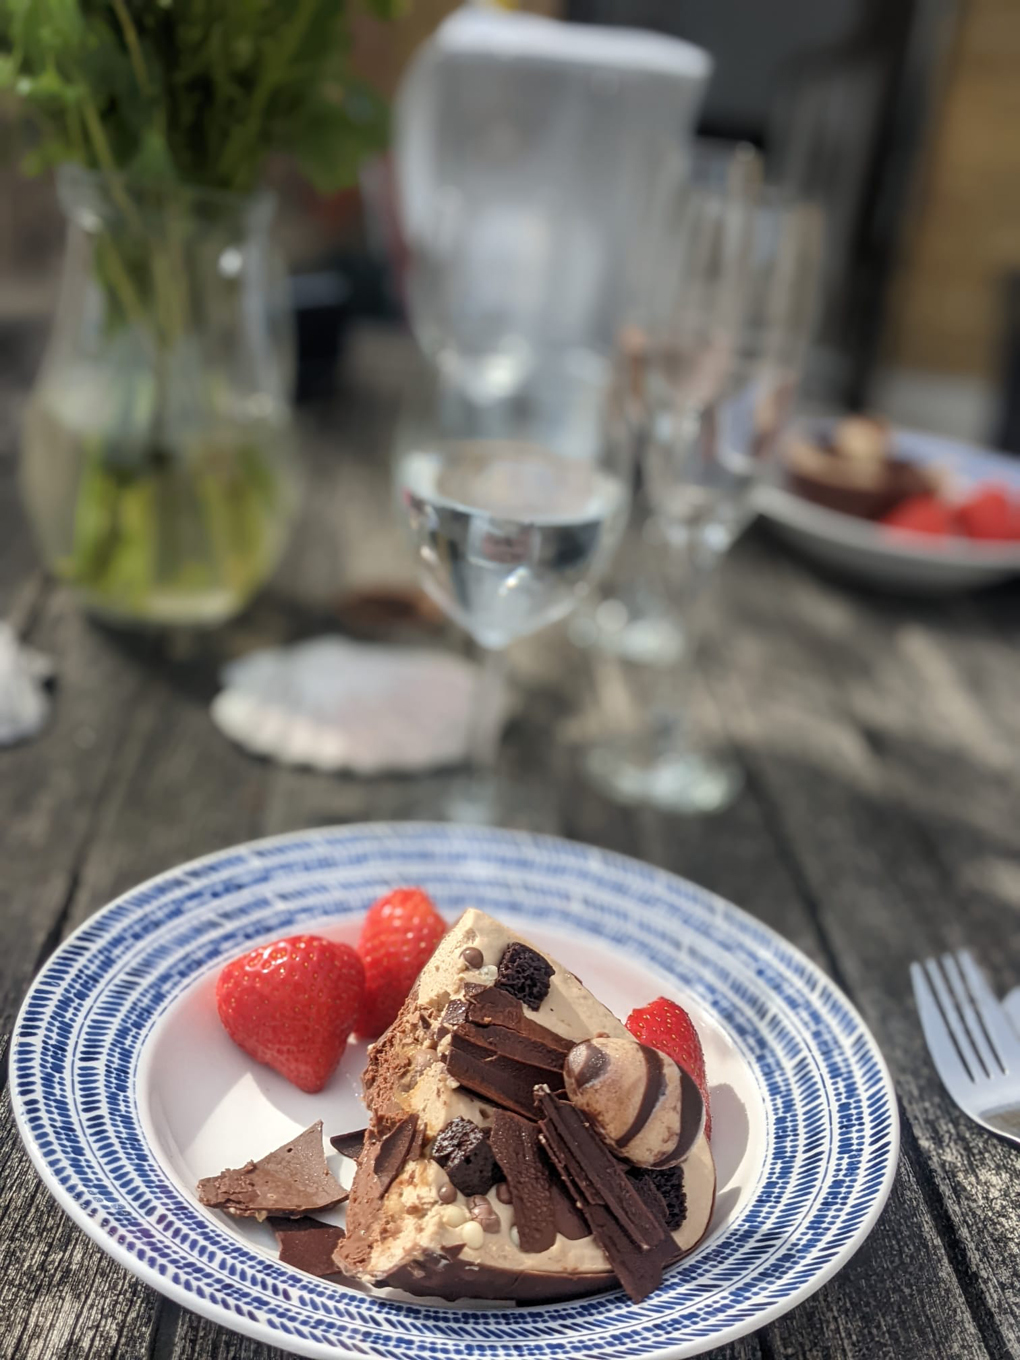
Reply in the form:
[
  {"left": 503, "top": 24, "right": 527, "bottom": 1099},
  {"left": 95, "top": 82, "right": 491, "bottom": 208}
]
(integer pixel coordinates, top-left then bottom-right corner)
[{"left": 757, "top": 425, "right": 1020, "bottom": 594}]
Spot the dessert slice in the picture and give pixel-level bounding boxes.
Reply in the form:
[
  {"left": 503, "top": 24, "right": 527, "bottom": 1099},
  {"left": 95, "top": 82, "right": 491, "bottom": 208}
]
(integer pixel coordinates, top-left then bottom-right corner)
[{"left": 333, "top": 910, "right": 716, "bottom": 1304}]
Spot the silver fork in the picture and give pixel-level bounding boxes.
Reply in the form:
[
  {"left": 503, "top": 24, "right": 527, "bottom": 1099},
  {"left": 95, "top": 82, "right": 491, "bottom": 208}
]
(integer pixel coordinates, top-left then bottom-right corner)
[{"left": 911, "top": 949, "right": 1020, "bottom": 1146}]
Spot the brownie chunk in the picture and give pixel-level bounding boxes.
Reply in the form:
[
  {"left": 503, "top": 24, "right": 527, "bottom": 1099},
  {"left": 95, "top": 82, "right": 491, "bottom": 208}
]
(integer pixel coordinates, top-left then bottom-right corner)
[
  {"left": 630, "top": 1165, "right": 687, "bottom": 1231},
  {"left": 496, "top": 942, "right": 554, "bottom": 1010},
  {"left": 431, "top": 1117, "right": 500, "bottom": 1196}
]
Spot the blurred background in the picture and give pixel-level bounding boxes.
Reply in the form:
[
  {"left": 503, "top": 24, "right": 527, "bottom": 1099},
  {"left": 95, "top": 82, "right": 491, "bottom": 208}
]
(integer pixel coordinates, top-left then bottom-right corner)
[{"left": 3, "top": 0, "right": 1019, "bottom": 446}]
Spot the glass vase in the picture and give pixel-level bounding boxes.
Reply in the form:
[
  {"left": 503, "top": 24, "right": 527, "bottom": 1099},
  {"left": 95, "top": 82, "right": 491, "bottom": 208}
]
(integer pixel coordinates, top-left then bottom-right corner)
[{"left": 20, "top": 166, "right": 298, "bottom": 629}]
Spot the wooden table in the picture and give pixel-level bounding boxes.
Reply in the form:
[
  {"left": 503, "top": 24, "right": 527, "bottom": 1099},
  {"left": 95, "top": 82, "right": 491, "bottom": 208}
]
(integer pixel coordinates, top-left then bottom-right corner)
[{"left": 3, "top": 326, "right": 1020, "bottom": 1360}]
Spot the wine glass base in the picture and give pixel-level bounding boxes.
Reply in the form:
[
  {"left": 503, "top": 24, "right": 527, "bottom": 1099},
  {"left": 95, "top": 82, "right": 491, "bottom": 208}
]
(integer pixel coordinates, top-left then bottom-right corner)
[{"left": 584, "top": 741, "right": 744, "bottom": 815}]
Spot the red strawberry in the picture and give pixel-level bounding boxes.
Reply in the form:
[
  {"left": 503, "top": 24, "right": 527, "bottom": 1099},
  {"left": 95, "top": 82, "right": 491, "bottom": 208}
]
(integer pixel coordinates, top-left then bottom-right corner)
[
  {"left": 956, "top": 485, "right": 1014, "bottom": 540},
  {"left": 627, "top": 997, "right": 712, "bottom": 1139},
  {"left": 880, "top": 494, "right": 953, "bottom": 537},
  {"left": 356, "top": 888, "right": 446, "bottom": 1039},
  {"left": 216, "top": 935, "right": 364, "bottom": 1093}
]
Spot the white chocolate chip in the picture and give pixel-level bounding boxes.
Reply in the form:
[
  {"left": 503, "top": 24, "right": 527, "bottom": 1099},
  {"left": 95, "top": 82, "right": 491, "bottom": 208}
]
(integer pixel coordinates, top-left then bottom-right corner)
[
  {"left": 441, "top": 1204, "right": 468, "bottom": 1228},
  {"left": 477, "top": 964, "right": 498, "bottom": 983},
  {"left": 460, "top": 1221, "right": 485, "bottom": 1249},
  {"left": 510, "top": 1226, "right": 520, "bottom": 1247}
]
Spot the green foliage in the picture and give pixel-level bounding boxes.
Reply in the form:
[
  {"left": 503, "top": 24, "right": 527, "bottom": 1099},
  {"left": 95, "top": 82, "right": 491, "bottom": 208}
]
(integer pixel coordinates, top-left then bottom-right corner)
[{"left": 0, "top": 0, "right": 402, "bottom": 193}]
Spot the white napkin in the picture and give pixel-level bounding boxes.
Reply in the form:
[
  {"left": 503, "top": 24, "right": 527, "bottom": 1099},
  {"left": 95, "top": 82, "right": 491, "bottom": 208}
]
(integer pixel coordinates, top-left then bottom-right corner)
[
  {"left": 211, "top": 636, "right": 502, "bottom": 774},
  {"left": 0, "top": 621, "right": 54, "bottom": 747}
]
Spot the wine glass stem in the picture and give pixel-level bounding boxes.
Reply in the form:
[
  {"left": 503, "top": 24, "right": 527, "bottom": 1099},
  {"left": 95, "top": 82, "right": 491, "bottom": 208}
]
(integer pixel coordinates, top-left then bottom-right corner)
[{"left": 467, "top": 645, "right": 507, "bottom": 772}]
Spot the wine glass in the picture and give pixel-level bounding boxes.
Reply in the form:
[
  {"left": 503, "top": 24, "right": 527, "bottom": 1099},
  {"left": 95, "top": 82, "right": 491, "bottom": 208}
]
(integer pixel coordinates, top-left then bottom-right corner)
[
  {"left": 394, "top": 351, "right": 634, "bottom": 823},
  {"left": 581, "top": 173, "right": 824, "bottom": 814}
]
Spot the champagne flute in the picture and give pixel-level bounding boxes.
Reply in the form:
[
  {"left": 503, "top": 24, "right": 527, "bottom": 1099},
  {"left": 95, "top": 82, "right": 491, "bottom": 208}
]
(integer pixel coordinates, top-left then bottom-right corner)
[
  {"left": 582, "top": 172, "right": 824, "bottom": 814},
  {"left": 394, "top": 352, "right": 633, "bottom": 823}
]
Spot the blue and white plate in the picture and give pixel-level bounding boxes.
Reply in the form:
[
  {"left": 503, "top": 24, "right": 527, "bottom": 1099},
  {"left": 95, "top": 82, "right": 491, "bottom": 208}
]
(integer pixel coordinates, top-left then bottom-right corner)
[
  {"left": 12, "top": 824, "right": 898, "bottom": 1359},
  {"left": 758, "top": 423, "right": 1020, "bottom": 594}
]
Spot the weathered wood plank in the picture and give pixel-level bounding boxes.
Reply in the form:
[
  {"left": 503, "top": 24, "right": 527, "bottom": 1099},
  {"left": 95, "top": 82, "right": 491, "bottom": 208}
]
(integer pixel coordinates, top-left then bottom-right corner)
[
  {"left": 0, "top": 1089, "right": 162, "bottom": 1360},
  {"left": 708, "top": 534, "right": 1020, "bottom": 1355}
]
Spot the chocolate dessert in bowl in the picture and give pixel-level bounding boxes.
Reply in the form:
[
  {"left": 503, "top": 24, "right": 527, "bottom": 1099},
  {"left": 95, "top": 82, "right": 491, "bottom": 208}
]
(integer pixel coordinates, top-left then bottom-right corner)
[{"left": 785, "top": 416, "right": 938, "bottom": 520}]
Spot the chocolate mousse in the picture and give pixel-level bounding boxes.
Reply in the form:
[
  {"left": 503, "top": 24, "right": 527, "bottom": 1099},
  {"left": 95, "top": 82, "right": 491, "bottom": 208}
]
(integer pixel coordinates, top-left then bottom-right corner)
[{"left": 331, "top": 909, "right": 716, "bottom": 1303}]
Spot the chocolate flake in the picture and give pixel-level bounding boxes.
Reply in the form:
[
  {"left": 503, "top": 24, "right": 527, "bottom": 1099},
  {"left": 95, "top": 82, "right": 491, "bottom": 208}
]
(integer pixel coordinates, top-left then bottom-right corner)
[
  {"left": 329, "top": 1128, "right": 367, "bottom": 1160},
  {"left": 197, "top": 1122, "right": 345, "bottom": 1219},
  {"left": 431, "top": 1117, "right": 500, "bottom": 1196},
  {"left": 270, "top": 1216, "right": 345, "bottom": 1277},
  {"left": 489, "top": 1110, "right": 557, "bottom": 1254},
  {"left": 496, "top": 942, "right": 554, "bottom": 1010},
  {"left": 374, "top": 1115, "right": 420, "bottom": 1197}
]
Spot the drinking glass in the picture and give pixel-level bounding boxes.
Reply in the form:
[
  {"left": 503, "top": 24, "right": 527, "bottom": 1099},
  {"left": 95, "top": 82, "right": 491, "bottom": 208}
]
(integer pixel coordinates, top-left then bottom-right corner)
[
  {"left": 394, "top": 351, "right": 633, "bottom": 823},
  {"left": 582, "top": 176, "right": 823, "bottom": 813}
]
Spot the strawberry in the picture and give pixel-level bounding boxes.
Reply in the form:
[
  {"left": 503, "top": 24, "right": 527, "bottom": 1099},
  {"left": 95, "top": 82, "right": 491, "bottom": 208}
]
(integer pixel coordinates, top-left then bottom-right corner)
[
  {"left": 626, "top": 997, "right": 712, "bottom": 1139},
  {"left": 216, "top": 935, "right": 364, "bottom": 1093},
  {"left": 956, "top": 485, "right": 1014, "bottom": 541},
  {"left": 879, "top": 494, "right": 953, "bottom": 537},
  {"left": 356, "top": 888, "right": 446, "bottom": 1039}
]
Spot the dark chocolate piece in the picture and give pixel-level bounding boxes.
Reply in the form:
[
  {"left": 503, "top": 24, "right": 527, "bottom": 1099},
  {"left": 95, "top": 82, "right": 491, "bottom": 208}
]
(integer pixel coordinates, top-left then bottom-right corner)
[
  {"left": 445, "top": 1032, "right": 549, "bottom": 1120},
  {"left": 460, "top": 946, "right": 484, "bottom": 969},
  {"left": 270, "top": 1215, "right": 345, "bottom": 1277},
  {"left": 374, "top": 1115, "right": 420, "bottom": 1197},
  {"left": 489, "top": 1109, "right": 556, "bottom": 1254},
  {"left": 197, "top": 1121, "right": 346, "bottom": 1219},
  {"left": 551, "top": 1181, "right": 591, "bottom": 1240},
  {"left": 442, "top": 997, "right": 470, "bottom": 1029},
  {"left": 496, "top": 942, "right": 554, "bottom": 1010},
  {"left": 455, "top": 1019, "right": 569, "bottom": 1077},
  {"left": 630, "top": 1166, "right": 687, "bottom": 1231},
  {"left": 618, "top": 1045, "right": 666, "bottom": 1148},
  {"left": 431, "top": 1117, "right": 499, "bottom": 1196},
  {"left": 496, "top": 1182, "right": 513, "bottom": 1205},
  {"left": 329, "top": 1128, "right": 367, "bottom": 1160},
  {"left": 537, "top": 1091, "right": 678, "bottom": 1303},
  {"left": 466, "top": 987, "right": 573, "bottom": 1052}
]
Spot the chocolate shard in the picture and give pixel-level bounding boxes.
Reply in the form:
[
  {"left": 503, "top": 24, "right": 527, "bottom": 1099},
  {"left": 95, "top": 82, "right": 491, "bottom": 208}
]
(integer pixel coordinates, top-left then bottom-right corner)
[
  {"left": 551, "top": 1181, "right": 591, "bottom": 1240},
  {"left": 630, "top": 1166, "right": 687, "bottom": 1232},
  {"left": 442, "top": 997, "right": 470, "bottom": 1029},
  {"left": 489, "top": 1110, "right": 557, "bottom": 1254},
  {"left": 374, "top": 1115, "right": 420, "bottom": 1197},
  {"left": 537, "top": 1093, "right": 664, "bottom": 1248},
  {"left": 454, "top": 1019, "right": 569, "bottom": 1077},
  {"left": 537, "top": 1091, "right": 679, "bottom": 1303},
  {"left": 197, "top": 1121, "right": 346, "bottom": 1219},
  {"left": 431, "top": 1116, "right": 500, "bottom": 1196},
  {"left": 584, "top": 1203, "right": 677, "bottom": 1303},
  {"left": 496, "top": 942, "right": 554, "bottom": 1010},
  {"left": 270, "top": 1216, "right": 345, "bottom": 1277},
  {"left": 329, "top": 1128, "right": 367, "bottom": 1160},
  {"left": 466, "top": 987, "right": 573, "bottom": 1052},
  {"left": 445, "top": 1032, "right": 549, "bottom": 1120}
]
